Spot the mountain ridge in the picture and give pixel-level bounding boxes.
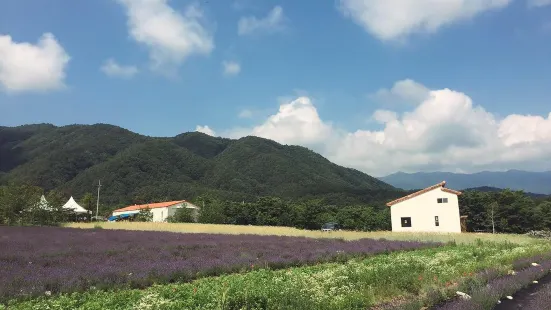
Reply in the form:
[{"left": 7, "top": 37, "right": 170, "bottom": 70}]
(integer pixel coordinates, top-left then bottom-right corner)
[
  {"left": 0, "top": 123, "right": 396, "bottom": 207},
  {"left": 380, "top": 171, "right": 551, "bottom": 195}
]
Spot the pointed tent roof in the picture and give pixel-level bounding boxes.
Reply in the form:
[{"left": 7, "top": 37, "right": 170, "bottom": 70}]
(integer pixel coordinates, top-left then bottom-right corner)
[
  {"left": 35, "top": 195, "right": 53, "bottom": 210},
  {"left": 62, "top": 196, "right": 90, "bottom": 214}
]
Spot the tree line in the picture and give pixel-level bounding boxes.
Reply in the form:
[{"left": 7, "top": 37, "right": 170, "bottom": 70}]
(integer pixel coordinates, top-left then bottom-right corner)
[{"left": 1, "top": 183, "right": 550, "bottom": 234}]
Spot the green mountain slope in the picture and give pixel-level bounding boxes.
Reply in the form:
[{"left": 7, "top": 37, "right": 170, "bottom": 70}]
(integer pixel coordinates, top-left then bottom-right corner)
[{"left": 0, "top": 124, "right": 396, "bottom": 205}]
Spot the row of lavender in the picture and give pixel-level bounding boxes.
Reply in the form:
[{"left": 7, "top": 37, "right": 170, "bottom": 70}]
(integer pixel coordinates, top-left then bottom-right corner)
[
  {"left": 435, "top": 254, "right": 551, "bottom": 310},
  {"left": 0, "top": 226, "right": 439, "bottom": 301},
  {"left": 506, "top": 280, "right": 551, "bottom": 310}
]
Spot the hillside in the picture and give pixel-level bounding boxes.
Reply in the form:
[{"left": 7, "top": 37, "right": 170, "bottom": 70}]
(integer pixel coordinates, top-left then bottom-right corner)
[
  {"left": 0, "top": 124, "right": 396, "bottom": 206},
  {"left": 380, "top": 171, "right": 551, "bottom": 195}
]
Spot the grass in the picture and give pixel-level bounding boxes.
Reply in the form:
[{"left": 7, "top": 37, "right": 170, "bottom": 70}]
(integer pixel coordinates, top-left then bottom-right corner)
[
  {"left": 6, "top": 240, "right": 551, "bottom": 310},
  {"left": 66, "top": 222, "right": 538, "bottom": 245}
]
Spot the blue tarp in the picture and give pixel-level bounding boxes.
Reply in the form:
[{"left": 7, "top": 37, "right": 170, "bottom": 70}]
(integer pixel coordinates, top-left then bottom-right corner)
[
  {"left": 107, "top": 215, "right": 119, "bottom": 221},
  {"left": 108, "top": 213, "right": 136, "bottom": 221}
]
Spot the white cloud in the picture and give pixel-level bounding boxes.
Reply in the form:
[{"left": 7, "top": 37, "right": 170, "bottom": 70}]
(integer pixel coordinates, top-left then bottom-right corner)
[
  {"left": 101, "top": 59, "right": 138, "bottom": 78},
  {"left": 338, "top": 0, "right": 512, "bottom": 41},
  {"left": 372, "top": 79, "right": 430, "bottom": 105},
  {"left": 117, "top": 0, "right": 214, "bottom": 72},
  {"left": 527, "top": 0, "right": 551, "bottom": 7},
  {"left": 238, "top": 109, "right": 253, "bottom": 118},
  {"left": 372, "top": 110, "right": 398, "bottom": 124},
  {"left": 226, "top": 97, "right": 335, "bottom": 147},
  {"left": 205, "top": 81, "right": 551, "bottom": 177},
  {"left": 238, "top": 6, "right": 285, "bottom": 36},
  {"left": 222, "top": 61, "right": 241, "bottom": 76},
  {"left": 195, "top": 125, "right": 216, "bottom": 136},
  {"left": 0, "top": 33, "right": 70, "bottom": 93}
]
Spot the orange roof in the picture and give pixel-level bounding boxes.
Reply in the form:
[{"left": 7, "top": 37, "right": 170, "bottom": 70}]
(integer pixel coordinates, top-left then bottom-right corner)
[
  {"left": 113, "top": 200, "right": 186, "bottom": 213},
  {"left": 386, "top": 181, "right": 462, "bottom": 207}
]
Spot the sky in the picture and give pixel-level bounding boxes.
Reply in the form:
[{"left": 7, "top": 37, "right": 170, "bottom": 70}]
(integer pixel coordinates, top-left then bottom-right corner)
[{"left": 1, "top": 0, "right": 551, "bottom": 177}]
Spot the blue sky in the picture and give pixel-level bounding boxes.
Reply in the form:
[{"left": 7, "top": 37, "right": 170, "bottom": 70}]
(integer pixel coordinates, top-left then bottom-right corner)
[{"left": 1, "top": 0, "right": 551, "bottom": 176}]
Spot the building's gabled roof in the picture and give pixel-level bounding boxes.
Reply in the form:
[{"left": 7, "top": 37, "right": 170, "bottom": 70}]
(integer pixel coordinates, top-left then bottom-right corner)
[
  {"left": 386, "top": 181, "right": 462, "bottom": 207},
  {"left": 113, "top": 200, "right": 187, "bottom": 213}
]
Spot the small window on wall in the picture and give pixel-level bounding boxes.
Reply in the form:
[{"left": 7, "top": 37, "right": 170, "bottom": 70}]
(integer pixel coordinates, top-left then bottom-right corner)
[
  {"left": 435, "top": 216, "right": 440, "bottom": 226},
  {"left": 437, "top": 198, "right": 449, "bottom": 203},
  {"left": 401, "top": 217, "right": 412, "bottom": 227}
]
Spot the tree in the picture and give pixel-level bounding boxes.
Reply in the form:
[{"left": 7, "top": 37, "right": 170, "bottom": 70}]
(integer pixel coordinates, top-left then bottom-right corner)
[
  {"left": 135, "top": 207, "right": 153, "bottom": 222},
  {"left": 81, "top": 192, "right": 94, "bottom": 220},
  {"left": 487, "top": 202, "right": 498, "bottom": 234},
  {"left": 196, "top": 194, "right": 227, "bottom": 224},
  {"left": 167, "top": 207, "right": 194, "bottom": 223},
  {"left": 0, "top": 183, "right": 42, "bottom": 225}
]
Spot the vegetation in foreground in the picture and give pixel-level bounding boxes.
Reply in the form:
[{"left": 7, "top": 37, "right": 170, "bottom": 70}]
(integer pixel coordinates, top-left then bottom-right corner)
[
  {"left": 5, "top": 240, "right": 551, "bottom": 310},
  {"left": 67, "top": 222, "right": 540, "bottom": 245},
  {"left": 0, "top": 226, "right": 438, "bottom": 302}
]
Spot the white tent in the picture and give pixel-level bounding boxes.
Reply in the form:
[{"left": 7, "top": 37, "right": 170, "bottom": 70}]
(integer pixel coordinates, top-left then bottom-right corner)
[
  {"left": 36, "top": 195, "right": 52, "bottom": 210},
  {"left": 62, "top": 196, "right": 90, "bottom": 214}
]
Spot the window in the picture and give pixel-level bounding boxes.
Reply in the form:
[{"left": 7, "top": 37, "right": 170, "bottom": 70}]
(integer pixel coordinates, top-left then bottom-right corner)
[
  {"left": 401, "top": 217, "right": 412, "bottom": 227},
  {"left": 437, "top": 198, "right": 449, "bottom": 203},
  {"left": 435, "top": 216, "right": 440, "bottom": 226}
]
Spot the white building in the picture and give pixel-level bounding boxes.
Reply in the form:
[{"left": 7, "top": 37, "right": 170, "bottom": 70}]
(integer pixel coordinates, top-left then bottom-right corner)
[
  {"left": 111, "top": 200, "right": 199, "bottom": 222},
  {"left": 386, "top": 181, "right": 466, "bottom": 233}
]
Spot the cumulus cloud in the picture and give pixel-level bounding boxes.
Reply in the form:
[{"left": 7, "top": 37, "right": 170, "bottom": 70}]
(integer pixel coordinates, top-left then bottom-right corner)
[
  {"left": 117, "top": 0, "right": 214, "bottom": 72},
  {"left": 227, "top": 97, "right": 335, "bottom": 147},
  {"left": 195, "top": 125, "right": 216, "bottom": 136},
  {"left": 0, "top": 33, "right": 70, "bottom": 93},
  {"left": 222, "top": 61, "right": 241, "bottom": 76},
  {"left": 101, "top": 58, "right": 138, "bottom": 78},
  {"left": 372, "top": 79, "right": 430, "bottom": 105},
  {"left": 201, "top": 81, "right": 551, "bottom": 176},
  {"left": 338, "top": 0, "right": 512, "bottom": 41},
  {"left": 527, "top": 0, "right": 551, "bottom": 7},
  {"left": 238, "top": 6, "right": 286, "bottom": 36}
]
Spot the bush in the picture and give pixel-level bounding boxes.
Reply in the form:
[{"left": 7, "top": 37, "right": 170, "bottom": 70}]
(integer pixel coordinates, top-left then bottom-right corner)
[
  {"left": 167, "top": 208, "right": 194, "bottom": 223},
  {"left": 135, "top": 208, "right": 153, "bottom": 222}
]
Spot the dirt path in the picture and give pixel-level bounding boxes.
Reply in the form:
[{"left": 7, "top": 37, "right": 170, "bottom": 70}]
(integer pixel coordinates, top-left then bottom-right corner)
[{"left": 494, "top": 273, "right": 551, "bottom": 309}]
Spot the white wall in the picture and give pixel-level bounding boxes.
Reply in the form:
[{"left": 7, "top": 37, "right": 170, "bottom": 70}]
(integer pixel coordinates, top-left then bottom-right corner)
[
  {"left": 390, "top": 188, "right": 461, "bottom": 233},
  {"left": 112, "top": 210, "right": 139, "bottom": 217},
  {"left": 112, "top": 201, "right": 200, "bottom": 222}
]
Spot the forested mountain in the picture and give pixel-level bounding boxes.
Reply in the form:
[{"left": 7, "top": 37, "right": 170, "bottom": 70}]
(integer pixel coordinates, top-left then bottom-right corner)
[
  {"left": 0, "top": 124, "right": 396, "bottom": 207},
  {"left": 380, "top": 171, "right": 551, "bottom": 195}
]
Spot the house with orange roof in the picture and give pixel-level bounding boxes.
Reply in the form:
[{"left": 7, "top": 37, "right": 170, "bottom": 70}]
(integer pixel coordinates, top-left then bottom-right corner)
[
  {"left": 386, "top": 181, "right": 466, "bottom": 233},
  {"left": 110, "top": 200, "right": 199, "bottom": 222}
]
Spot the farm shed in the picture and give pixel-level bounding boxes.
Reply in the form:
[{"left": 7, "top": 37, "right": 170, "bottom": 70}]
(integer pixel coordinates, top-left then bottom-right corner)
[
  {"left": 386, "top": 181, "right": 464, "bottom": 233},
  {"left": 111, "top": 200, "right": 199, "bottom": 222}
]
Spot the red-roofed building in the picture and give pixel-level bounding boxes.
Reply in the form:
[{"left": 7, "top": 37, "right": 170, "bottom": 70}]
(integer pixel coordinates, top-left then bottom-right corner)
[
  {"left": 386, "top": 181, "right": 466, "bottom": 233},
  {"left": 111, "top": 200, "right": 199, "bottom": 222}
]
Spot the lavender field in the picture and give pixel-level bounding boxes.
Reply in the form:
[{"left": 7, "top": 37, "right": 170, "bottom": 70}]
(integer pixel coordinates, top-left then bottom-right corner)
[{"left": 0, "top": 226, "right": 439, "bottom": 301}]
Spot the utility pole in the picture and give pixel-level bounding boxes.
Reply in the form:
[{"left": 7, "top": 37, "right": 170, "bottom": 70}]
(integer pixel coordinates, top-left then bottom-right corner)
[{"left": 96, "top": 180, "right": 101, "bottom": 221}]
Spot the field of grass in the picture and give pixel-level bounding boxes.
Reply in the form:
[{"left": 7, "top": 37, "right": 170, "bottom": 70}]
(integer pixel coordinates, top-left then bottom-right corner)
[
  {"left": 6, "top": 240, "right": 551, "bottom": 310},
  {"left": 66, "top": 222, "right": 538, "bottom": 245}
]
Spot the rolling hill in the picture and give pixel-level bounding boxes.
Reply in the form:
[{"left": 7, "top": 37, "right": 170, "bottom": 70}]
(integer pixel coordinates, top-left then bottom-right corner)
[
  {"left": 0, "top": 124, "right": 397, "bottom": 206},
  {"left": 380, "top": 171, "right": 551, "bottom": 195}
]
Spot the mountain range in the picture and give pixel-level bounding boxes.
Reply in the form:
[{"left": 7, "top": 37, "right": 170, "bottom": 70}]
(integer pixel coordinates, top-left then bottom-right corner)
[
  {"left": 0, "top": 124, "right": 397, "bottom": 207},
  {"left": 380, "top": 171, "right": 551, "bottom": 195}
]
